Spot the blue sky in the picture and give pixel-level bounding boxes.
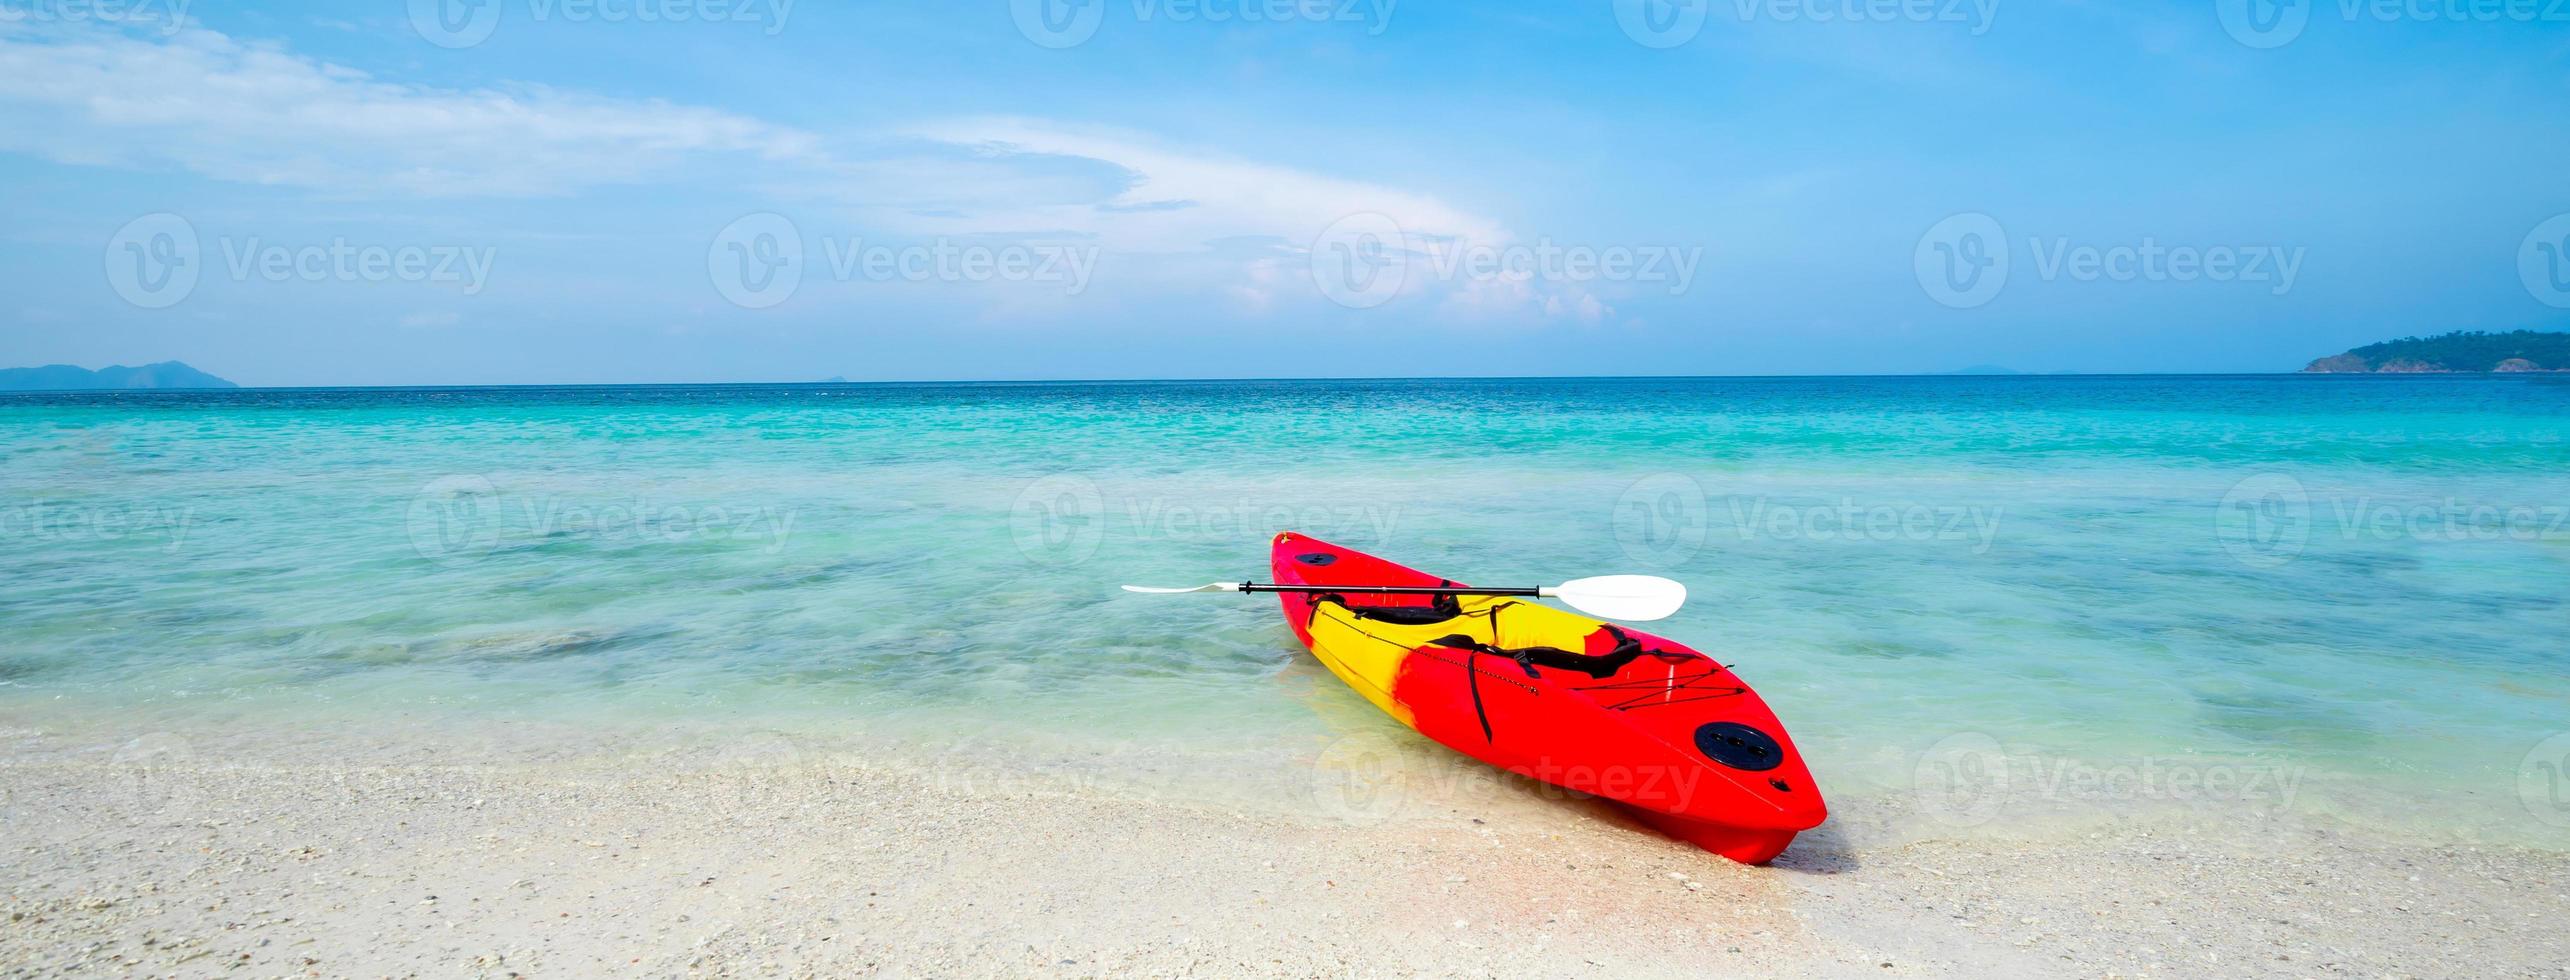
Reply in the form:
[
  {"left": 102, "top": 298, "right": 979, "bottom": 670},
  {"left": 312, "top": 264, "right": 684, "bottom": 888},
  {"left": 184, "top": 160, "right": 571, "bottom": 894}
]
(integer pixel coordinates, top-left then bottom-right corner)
[{"left": 2, "top": 1, "right": 2566, "bottom": 385}]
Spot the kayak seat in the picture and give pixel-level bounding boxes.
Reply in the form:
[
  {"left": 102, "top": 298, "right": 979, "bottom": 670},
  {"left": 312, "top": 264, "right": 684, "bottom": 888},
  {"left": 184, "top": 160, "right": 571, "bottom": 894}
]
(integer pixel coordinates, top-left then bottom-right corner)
[
  {"left": 1350, "top": 605, "right": 1465, "bottom": 625},
  {"left": 1424, "top": 605, "right": 1696, "bottom": 680},
  {"left": 1425, "top": 632, "right": 1637, "bottom": 680}
]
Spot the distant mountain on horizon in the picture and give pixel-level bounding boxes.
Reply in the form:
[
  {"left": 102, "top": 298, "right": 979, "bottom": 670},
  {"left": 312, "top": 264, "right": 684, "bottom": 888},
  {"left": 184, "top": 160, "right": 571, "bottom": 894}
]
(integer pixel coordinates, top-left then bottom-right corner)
[
  {"left": 0, "top": 361, "right": 240, "bottom": 391},
  {"left": 2302, "top": 330, "right": 2569, "bottom": 373}
]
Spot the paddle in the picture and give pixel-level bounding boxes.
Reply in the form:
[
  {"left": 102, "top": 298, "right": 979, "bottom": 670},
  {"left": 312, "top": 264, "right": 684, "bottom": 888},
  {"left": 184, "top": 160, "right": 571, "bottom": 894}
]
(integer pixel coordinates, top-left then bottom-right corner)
[{"left": 1121, "top": 575, "right": 1687, "bottom": 622}]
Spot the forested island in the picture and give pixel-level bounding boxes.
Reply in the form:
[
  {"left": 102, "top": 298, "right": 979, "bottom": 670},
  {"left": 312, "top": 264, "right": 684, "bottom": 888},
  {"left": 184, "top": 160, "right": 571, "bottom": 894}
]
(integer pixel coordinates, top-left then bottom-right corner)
[{"left": 2302, "top": 330, "right": 2569, "bottom": 373}]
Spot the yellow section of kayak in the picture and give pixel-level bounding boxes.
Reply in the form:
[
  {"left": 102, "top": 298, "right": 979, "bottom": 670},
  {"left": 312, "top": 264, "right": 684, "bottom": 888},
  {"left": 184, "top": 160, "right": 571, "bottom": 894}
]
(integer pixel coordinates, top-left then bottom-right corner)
[{"left": 1301, "top": 595, "right": 1610, "bottom": 728}]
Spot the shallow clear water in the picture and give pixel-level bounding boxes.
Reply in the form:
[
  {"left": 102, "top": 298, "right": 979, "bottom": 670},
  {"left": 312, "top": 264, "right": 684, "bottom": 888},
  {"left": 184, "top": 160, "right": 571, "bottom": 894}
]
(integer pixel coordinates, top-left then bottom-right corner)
[{"left": 4, "top": 377, "right": 2566, "bottom": 843}]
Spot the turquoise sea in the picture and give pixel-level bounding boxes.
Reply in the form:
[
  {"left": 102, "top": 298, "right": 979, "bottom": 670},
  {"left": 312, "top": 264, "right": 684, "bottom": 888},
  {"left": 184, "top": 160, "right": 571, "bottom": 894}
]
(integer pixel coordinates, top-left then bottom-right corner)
[{"left": 5, "top": 376, "right": 2567, "bottom": 844}]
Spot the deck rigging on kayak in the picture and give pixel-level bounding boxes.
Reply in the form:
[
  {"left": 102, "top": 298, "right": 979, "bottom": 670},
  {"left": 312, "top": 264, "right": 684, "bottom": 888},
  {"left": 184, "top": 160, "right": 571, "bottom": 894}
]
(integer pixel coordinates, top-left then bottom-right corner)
[
  {"left": 1120, "top": 573, "right": 1687, "bottom": 622},
  {"left": 1124, "top": 532, "right": 1827, "bottom": 864}
]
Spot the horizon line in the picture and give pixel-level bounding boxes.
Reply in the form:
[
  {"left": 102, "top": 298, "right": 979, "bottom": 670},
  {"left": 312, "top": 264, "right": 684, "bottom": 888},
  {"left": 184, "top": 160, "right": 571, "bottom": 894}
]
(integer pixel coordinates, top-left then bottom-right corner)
[{"left": 10, "top": 370, "right": 2535, "bottom": 394}]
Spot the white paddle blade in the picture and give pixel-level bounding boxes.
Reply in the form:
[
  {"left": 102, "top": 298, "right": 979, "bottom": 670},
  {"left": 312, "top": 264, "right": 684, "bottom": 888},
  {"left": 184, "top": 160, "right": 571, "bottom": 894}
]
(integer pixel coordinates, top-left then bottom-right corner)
[
  {"left": 1120, "top": 583, "right": 1246, "bottom": 595},
  {"left": 1547, "top": 575, "right": 1687, "bottom": 621}
]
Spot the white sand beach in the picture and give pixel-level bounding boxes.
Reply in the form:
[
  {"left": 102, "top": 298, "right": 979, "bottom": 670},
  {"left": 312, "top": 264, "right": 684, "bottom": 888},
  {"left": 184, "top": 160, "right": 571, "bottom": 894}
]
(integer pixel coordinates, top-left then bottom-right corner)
[{"left": 5, "top": 717, "right": 2562, "bottom": 978}]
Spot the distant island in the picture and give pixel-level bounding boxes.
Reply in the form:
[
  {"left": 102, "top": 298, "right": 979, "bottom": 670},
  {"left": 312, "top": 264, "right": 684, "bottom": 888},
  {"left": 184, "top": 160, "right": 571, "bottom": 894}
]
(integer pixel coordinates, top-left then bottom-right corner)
[
  {"left": 2303, "top": 330, "right": 2569, "bottom": 373},
  {"left": 0, "top": 361, "right": 239, "bottom": 391}
]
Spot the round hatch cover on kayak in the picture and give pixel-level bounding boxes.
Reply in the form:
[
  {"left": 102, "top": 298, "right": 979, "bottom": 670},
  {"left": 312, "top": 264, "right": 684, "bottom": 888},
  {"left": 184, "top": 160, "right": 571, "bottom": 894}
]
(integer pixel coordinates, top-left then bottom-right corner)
[
  {"left": 1294, "top": 552, "right": 1338, "bottom": 566},
  {"left": 1693, "top": 721, "right": 1784, "bottom": 771}
]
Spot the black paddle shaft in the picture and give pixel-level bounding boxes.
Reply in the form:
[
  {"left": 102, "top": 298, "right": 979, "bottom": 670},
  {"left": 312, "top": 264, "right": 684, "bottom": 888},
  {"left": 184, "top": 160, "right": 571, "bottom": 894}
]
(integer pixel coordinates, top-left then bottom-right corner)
[{"left": 1236, "top": 583, "right": 1542, "bottom": 597}]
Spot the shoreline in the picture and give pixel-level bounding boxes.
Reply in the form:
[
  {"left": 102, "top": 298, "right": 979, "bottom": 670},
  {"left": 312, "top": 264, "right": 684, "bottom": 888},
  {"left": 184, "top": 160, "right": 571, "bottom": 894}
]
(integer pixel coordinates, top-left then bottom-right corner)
[
  {"left": 6, "top": 695, "right": 2558, "bottom": 849},
  {"left": 6, "top": 715, "right": 2564, "bottom": 976}
]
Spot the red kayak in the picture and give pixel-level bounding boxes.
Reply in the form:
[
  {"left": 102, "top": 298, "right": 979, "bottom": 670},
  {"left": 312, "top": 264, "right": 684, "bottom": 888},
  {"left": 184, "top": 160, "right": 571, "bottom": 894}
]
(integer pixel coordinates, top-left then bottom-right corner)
[{"left": 1271, "top": 532, "right": 1826, "bottom": 863}]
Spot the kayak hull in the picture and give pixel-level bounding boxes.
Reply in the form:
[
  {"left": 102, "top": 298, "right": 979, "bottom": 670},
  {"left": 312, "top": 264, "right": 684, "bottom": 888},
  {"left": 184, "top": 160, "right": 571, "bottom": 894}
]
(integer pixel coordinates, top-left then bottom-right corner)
[{"left": 1271, "top": 532, "right": 1826, "bottom": 864}]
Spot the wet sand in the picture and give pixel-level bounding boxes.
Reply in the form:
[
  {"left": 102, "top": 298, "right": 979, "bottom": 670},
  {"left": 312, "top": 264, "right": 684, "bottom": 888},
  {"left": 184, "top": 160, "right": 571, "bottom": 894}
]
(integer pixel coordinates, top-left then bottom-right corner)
[{"left": 3, "top": 718, "right": 2564, "bottom": 978}]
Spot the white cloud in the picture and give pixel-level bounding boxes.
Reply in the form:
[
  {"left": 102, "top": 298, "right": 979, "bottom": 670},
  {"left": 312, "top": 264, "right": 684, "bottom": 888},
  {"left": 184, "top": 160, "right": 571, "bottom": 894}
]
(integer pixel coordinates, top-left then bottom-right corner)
[
  {"left": 0, "top": 20, "right": 819, "bottom": 196},
  {"left": 1440, "top": 276, "right": 1612, "bottom": 328},
  {"left": 896, "top": 119, "right": 1508, "bottom": 253},
  {"left": 877, "top": 119, "right": 1604, "bottom": 323},
  {"left": 0, "top": 22, "right": 1608, "bottom": 324}
]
